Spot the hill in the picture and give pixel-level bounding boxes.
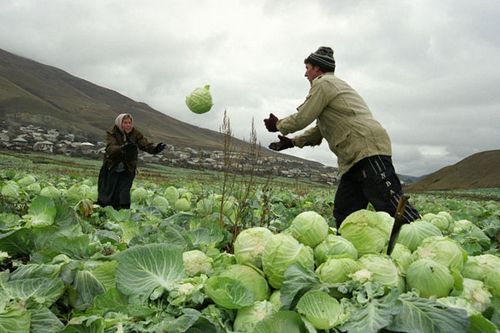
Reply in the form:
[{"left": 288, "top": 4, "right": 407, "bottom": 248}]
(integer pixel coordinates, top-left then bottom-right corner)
[
  {"left": 0, "top": 48, "right": 323, "bottom": 167},
  {"left": 406, "top": 150, "right": 500, "bottom": 191}
]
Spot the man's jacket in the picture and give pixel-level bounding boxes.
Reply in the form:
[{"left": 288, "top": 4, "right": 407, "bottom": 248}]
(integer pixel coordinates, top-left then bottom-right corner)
[{"left": 277, "top": 72, "right": 392, "bottom": 175}]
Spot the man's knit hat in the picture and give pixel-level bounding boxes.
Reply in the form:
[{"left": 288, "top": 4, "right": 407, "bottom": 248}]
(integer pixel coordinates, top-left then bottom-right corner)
[{"left": 304, "top": 46, "right": 336, "bottom": 72}]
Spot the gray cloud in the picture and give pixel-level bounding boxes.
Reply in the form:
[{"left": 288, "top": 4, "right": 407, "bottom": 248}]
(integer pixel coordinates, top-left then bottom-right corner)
[{"left": 1, "top": 0, "right": 499, "bottom": 177}]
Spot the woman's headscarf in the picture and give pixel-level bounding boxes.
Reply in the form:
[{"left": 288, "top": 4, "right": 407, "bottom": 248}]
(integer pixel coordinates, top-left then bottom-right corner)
[{"left": 115, "top": 113, "right": 134, "bottom": 133}]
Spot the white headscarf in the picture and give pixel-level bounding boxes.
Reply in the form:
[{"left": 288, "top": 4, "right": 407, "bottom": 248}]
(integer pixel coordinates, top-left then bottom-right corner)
[{"left": 114, "top": 113, "right": 134, "bottom": 133}]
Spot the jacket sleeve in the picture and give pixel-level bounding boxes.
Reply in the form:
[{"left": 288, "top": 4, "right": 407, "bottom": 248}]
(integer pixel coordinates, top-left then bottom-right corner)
[
  {"left": 135, "top": 130, "right": 157, "bottom": 154},
  {"left": 105, "top": 130, "right": 123, "bottom": 159},
  {"left": 292, "top": 125, "right": 323, "bottom": 148},
  {"left": 276, "top": 81, "right": 329, "bottom": 136}
]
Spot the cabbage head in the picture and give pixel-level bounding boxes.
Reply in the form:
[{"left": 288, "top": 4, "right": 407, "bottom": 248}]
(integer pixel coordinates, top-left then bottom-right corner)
[
  {"left": 205, "top": 264, "right": 270, "bottom": 309},
  {"left": 174, "top": 198, "right": 191, "bottom": 211},
  {"left": 338, "top": 209, "right": 392, "bottom": 256},
  {"left": 269, "top": 290, "right": 282, "bottom": 311},
  {"left": 397, "top": 220, "right": 442, "bottom": 251},
  {"left": 316, "top": 257, "right": 361, "bottom": 284},
  {"left": 452, "top": 278, "right": 492, "bottom": 313},
  {"left": 164, "top": 186, "right": 179, "bottom": 205},
  {"left": 233, "top": 300, "right": 275, "bottom": 333},
  {"left": 1, "top": 181, "right": 20, "bottom": 198},
  {"left": 196, "top": 198, "right": 214, "bottom": 216},
  {"left": 152, "top": 195, "right": 170, "bottom": 214},
  {"left": 314, "top": 234, "right": 358, "bottom": 266},
  {"left": 131, "top": 187, "right": 149, "bottom": 204},
  {"left": 462, "top": 254, "right": 500, "bottom": 281},
  {"left": 288, "top": 211, "right": 329, "bottom": 248},
  {"left": 40, "top": 185, "right": 61, "bottom": 198},
  {"left": 422, "top": 212, "right": 450, "bottom": 232},
  {"left": 437, "top": 297, "right": 479, "bottom": 316},
  {"left": 390, "top": 243, "right": 413, "bottom": 274},
  {"left": 411, "top": 236, "right": 467, "bottom": 272},
  {"left": 262, "top": 233, "right": 314, "bottom": 289},
  {"left": 406, "top": 259, "right": 454, "bottom": 298},
  {"left": 182, "top": 250, "right": 213, "bottom": 277},
  {"left": 234, "top": 227, "right": 273, "bottom": 268},
  {"left": 17, "top": 174, "right": 37, "bottom": 186},
  {"left": 186, "top": 84, "right": 213, "bottom": 114},
  {"left": 484, "top": 269, "right": 500, "bottom": 297},
  {"left": 296, "top": 290, "right": 347, "bottom": 330},
  {"left": 359, "top": 254, "right": 403, "bottom": 291}
]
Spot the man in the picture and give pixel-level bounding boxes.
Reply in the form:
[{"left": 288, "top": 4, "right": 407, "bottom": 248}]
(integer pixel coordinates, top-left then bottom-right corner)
[{"left": 264, "top": 46, "right": 420, "bottom": 228}]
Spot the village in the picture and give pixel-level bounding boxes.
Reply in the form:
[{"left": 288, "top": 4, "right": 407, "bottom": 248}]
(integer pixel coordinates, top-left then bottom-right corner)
[{"left": 0, "top": 123, "right": 340, "bottom": 185}]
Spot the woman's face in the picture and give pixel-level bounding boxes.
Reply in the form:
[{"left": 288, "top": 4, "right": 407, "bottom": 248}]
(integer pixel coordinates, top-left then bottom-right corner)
[{"left": 121, "top": 117, "right": 133, "bottom": 133}]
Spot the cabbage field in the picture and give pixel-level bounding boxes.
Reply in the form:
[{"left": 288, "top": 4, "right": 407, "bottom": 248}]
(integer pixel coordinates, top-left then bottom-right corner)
[{"left": 0, "top": 153, "right": 499, "bottom": 333}]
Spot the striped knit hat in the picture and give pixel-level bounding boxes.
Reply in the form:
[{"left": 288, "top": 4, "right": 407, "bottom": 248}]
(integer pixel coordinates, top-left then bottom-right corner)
[{"left": 304, "top": 46, "right": 336, "bottom": 72}]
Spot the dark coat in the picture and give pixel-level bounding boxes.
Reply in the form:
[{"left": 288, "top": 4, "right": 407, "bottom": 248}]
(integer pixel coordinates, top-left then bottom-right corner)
[{"left": 103, "top": 125, "right": 158, "bottom": 173}]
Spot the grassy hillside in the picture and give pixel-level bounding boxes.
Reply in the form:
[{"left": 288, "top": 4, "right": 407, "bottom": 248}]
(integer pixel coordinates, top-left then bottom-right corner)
[{"left": 407, "top": 150, "right": 500, "bottom": 191}]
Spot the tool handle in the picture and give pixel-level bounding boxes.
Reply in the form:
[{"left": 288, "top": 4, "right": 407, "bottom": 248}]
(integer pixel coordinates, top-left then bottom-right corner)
[{"left": 387, "top": 195, "right": 409, "bottom": 255}]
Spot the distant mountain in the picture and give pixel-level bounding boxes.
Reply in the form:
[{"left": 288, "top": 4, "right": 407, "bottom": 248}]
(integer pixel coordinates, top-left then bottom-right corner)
[
  {"left": 0, "top": 48, "right": 323, "bottom": 167},
  {"left": 406, "top": 150, "right": 500, "bottom": 191}
]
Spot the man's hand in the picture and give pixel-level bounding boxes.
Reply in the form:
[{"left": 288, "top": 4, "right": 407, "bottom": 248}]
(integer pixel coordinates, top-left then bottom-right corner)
[
  {"left": 155, "top": 142, "right": 166, "bottom": 154},
  {"left": 269, "top": 135, "right": 294, "bottom": 151},
  {"left": 264, "top": 113, "right": 279, "bottom": 132}
]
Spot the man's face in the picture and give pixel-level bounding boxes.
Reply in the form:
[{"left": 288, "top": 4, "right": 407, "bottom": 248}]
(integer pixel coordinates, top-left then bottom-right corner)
[
  {"left": 122, "top": 118, "right": 133, "bottom": 133},
  {"left": 304, "top": 64, "right": 322, "bottom": 83}
]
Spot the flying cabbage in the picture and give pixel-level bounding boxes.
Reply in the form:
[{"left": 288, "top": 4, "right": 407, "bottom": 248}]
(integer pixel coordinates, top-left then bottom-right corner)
[{"left": 185, "top": 84, "right": 213, "bottom": 114}]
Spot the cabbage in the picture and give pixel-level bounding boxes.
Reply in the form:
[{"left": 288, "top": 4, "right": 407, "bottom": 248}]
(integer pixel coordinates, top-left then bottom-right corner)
[
  {"left": 437, "top": 296, "right": 479, "bottom": 316},
  {"left": 313, "top": 234, "right": 358, "bottom": 265},
  {"left": 204, "top": 264, "right": 270, "bottom": 308},
  {"left": 17, "top": 174, "right": 36, "bottom": 186},
  {"left": 453, "top": 278, "right": 492, "bottom": 313},
  {"left": 422, "top": 212, "right": 450, "bottom": 232},
  {"left": 390, "top": 243, "right": 413, "bottom": 273},
  {"left": 316, "top": 258, "right": 361, "bottom": 284},
  {"left": 234, "top": 227, "right": 273, "bottom": 268},
  {"left": 182, "top": 250, "right": 213, "bottom": 277},
  {"left": 174, "top": 198, "right": 191, "bottom": 211},
  {"left": 397, "top": 220, "right": 442, "bottom": 251},
  {"left": 462, "top": 254, "right": 500, "bottom": 281},
  {"left": 131, "top": 187, "right": 149, "bottom": 203},
  {"left": 1, "top": 181, "right": 19, "bottom": 198},
  {"left": 40, "top": 185, "right": 61, "bottom": 198},
  {"left": 269, "top": 290, "right": 282, "bottom": 311},
  {"left": 233, "top": 301, "right": 275, "bottom": 333},
  {"left": 164, "top": 186, "right": 179, "bottom": 205},
  {"left": 288, "top": 211, "right": 329, "bottom": 248},
  {"left": 196, "top": 198, "right": 214, "bottom": 216},
  {"left": 411, "top": 236, "right": 467, "bottom": 272},
  {"left": 262, "top": 233, "right": 314, "bottom": 289},
  {"left": 451, "top": 220, "right": 491, "bottom": 253},
  {"left": 406, "top": 259, "right": 454, "bottom": 298},
  {"left": 296, "top": 290, "right": 347, "bottom": 329},
  {"left": 484, "top": 269, "right": 500, "bottom": 297},
  {"left": 25, "top": 182, "right": 41, "bottom": 194},
  {"left": 359, "top": 254, "right": 402, "bottom": 291},
  {"left": 185, "top": 84, "right": 213, "bottom": 114},
  {"left": 338, "top": 209, "right": 393, "bottom": 256},
  {"left": 152, "top": 195, "right": 170, "bottom": 213}
]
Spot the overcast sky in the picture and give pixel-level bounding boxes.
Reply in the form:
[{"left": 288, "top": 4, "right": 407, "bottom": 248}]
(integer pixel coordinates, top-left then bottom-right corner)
[{"left": 1, "top": 0, "right": 499, "bottom": 177}]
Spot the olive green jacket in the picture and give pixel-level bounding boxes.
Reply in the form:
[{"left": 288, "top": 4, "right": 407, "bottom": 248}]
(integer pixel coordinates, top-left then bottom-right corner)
[
  {"left": 103, "top": 126, "right": 157, "bottom": 172},
  {"left": 276, "top": 73, "right": 392, "bottom": 175}
]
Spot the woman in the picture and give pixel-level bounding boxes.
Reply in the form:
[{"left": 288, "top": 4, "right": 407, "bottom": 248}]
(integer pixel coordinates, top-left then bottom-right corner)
[{"left": 97, "top": 113, "right": 165, "bottom": 210}]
